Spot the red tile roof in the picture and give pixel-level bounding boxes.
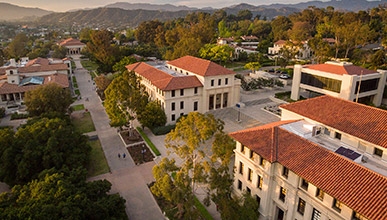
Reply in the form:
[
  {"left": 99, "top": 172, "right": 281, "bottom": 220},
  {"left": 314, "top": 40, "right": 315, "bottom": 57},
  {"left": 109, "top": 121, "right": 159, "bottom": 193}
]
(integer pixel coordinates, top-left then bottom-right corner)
[
  {"left": 126, "top": 62, "right": 203, "bottom": 91},
  {"left": 167, "top": 56, "right": 235, "bottom": 77},
  {"left": 303, "top": 63, "right": 376, "bottom": 75},
  {"left": 59, "top": 38, "right": 85, "bottom": 47},
  {"left": 0, "top": 74, "right": 69, "bottom": 95},
  {"left": 280, "top": 95, "right": 387, "bottom": 149},
  {"left": 230, "top": 122, "right": 387, "bottom": 220},
  {"left": 274, "top": 40, "right": 286, "bottom": 45}
]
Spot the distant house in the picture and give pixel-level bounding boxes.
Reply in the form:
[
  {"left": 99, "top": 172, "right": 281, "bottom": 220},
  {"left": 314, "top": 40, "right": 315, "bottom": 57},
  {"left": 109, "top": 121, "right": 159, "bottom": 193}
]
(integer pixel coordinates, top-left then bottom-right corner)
[
  {"left": 126, "top": 55, "right": 241, "bottom": 124},
  {"left": 217, "top": 36, "right": 259, "bottom": 59},
  {"left": 268, "top": 40, "right": 312, "bottom": 60},
  {"left": 58, "top": 38, "right": 86, "bottom": 55},
  {"left": 291, "top": 61, "right": 387, "bottom": 106},
  {"left": 0, "top": 57, "right": 70, "bottom": 111},
  {"left": 230, "top": 95, "right": 387, "bottom": 220}
]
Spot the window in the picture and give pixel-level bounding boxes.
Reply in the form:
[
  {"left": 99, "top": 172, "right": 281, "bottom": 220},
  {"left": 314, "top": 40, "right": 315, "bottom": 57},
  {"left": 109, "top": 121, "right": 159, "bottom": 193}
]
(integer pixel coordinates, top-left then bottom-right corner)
[
  {"left": 193, "top": 101, "right": 198, "bottom": 111},
  {"left": 194, "top": 87, "right": 198, "bottom": 94},
  {"left": 312, "top": 208, "right": 321, "bottom": 220},
  {"left": 180, "top": 101, "right": 184, "bottom": 109},
  {"left": 171, "top": 114, "right": 175, "bottom": 121},
  {"left": 171, "top": 102, "right": 175, "bottom": 111},
  {"left": 352, "top": 211, "right": 366, "bottom": 220},
  {"left": 241, "top": 144, "right": 245, "bottom": 153},
  {"left": 248, "top": 168, "right": 253, "bottom": 182},
  {"left": 297, "top": 198, "right": 306, "bottom": 215},
  {"left": 223, "top": 92, "right": 228, "bottom": 107},
  {"left": 282, "top": 167, "right": 289, "bottom": 178},
  {"left": 218, "top": 79, "right": 221, "bottom": 85},
  {"left": 257, "top": 175, "right": 263, "bottom": 189},
  {"left": 9, "top": 70, "right": 13, "bottom": 74},
  {"left": 180, "top": 89, "right": 184, "bottom": 96},
  {"left": 249, "top": 150, "right": 254, "bottom": 159},
  {"left": 225, "top": 78, "right": 228, "bottom": 85},
  {"left": 238, "top": 180, "right": 242, "bottom": 190},
  {"left": 301, "top": 72, "right": 342, "bottom": 93},
  {"left": 211, "top": 79, "right": 214, "bottom": 86},
  {"left": 301, "top": 179, "right": 309, "bottom": 190},
  {"left": 256, "top": 195, "right": 261, "bottom": 207},
  {"left": 171, "top": 90, "right": 175, "bottom": 97},
  {"left": 324, "top": 128, "right": 330, "bottom": 136},
  {"left": 374, "top": 148, "right": 383, "bottom": 157},
  {"left": 259, "top": 157, "right": 266, "bottom": 167},
  {"left": 239, "top": 162, "right": 244, "bottom": 174},
  {"left": 246, "top": 187, "right": 251, "bottom": 194},
  {"left": 316, "top": 188, "right": 324, "bottom": 201},
  {"left": 335, "top": 132, "right": 342, "bottom": 140},
  {"left": 180, "top": 113, "right": 184, "bottom": 117},
  {"left": 332, "top": 198, "right": 342, "bottom": 212},
  {"left": 279, "top": 187, "right": 286, "bottom": 202}
]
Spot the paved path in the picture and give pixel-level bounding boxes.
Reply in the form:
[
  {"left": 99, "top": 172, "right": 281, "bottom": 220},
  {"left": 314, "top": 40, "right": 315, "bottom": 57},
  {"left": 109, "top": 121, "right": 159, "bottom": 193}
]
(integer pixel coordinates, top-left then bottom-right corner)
[{"left": 71, "top": 57, "right": 164, "bottom": 220}]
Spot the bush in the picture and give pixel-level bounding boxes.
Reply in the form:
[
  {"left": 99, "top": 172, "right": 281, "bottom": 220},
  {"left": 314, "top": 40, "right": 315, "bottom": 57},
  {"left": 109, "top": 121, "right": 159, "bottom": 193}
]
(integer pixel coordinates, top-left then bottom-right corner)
[
  {"left": 10, "top": 112, "right": 29, "bottom": 120},
  {"left": 151, "top": 124, "right": 175, "bottom": 135}
]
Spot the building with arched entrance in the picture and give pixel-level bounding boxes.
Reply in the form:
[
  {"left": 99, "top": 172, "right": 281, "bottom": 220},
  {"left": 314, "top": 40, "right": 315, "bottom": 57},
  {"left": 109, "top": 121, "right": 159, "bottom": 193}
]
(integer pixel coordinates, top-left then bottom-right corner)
[{"left": 58, "top": 38, "right": 86, "bottom": 55}]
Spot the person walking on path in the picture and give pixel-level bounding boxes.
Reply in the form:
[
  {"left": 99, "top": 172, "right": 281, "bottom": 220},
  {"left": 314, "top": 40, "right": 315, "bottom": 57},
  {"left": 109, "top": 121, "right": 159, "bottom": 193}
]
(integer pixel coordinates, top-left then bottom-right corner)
[
  {"left": 118, "top": 153, "right": 121, "bottom": 158},
  {"left": 123, "top": 153, "right": 126, "bottom": 159}
]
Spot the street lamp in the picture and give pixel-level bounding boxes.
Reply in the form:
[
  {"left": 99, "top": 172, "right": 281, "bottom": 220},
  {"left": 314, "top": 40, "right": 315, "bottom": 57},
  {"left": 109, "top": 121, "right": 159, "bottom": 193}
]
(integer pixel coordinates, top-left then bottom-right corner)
[{"left": 236, "top": 103, "right": 241, "bottom": 122}]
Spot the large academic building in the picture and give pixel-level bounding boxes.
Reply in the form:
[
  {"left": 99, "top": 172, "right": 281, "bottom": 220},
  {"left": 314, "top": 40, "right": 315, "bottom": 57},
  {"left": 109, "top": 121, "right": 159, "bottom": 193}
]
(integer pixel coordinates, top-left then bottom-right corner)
[
  {"left": 291, "top": 61, "right": 387, "bottom": 106},
  {"left": 230, "top": 95, "right": 387, "bottom": 220},
  {"left": 126, "top": 56, "right": 241, "bottom": 124}
]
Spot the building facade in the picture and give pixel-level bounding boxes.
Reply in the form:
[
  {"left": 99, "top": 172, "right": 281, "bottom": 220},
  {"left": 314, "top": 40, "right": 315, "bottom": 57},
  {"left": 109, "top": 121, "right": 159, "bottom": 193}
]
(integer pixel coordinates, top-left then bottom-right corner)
[
  {"left": 126, "top": 56, "right": 241, "bottom": 124},
  {"left": 58, "top": 38, "right": 86, "bottom": 55},
  {"left": 291, "top": 61, "right": 387, "bottom": 106},
  {"left": 0, "top": 57, "right": 70, "bottom": 111},
  {"left": 230, "top": 95, "right": 387, "bottom": 220}
]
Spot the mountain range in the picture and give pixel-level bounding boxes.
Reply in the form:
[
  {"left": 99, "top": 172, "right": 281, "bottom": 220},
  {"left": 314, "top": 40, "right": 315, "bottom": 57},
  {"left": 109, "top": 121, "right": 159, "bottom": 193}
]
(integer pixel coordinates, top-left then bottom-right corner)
[{"left": 1, "top": 0, "right": 386, "bottom": 26}]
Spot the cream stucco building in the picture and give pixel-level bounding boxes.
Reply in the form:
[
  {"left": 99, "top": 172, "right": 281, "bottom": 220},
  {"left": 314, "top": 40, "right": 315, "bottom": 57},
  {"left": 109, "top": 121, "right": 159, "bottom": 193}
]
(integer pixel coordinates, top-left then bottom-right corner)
[
  {"left": 126, "top": 56, "right": 241, "bottom": 124},
  {"left": 291, "top": 61, "right": 387, "bottom": 106},
  {"left": 230, "top": 95, "right": 387, "bottom": 220}
]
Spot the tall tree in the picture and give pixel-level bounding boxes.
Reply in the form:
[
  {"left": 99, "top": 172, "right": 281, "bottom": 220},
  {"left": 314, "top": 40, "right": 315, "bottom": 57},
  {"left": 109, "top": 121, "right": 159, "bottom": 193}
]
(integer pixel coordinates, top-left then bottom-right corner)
[
  {"left": 104, "top": 71, "right": 148, "bottom": 128},
  {"left": 199, "top": 44, "right": 234, "bottom": 64},
  {"left": 24, "top": 84, "right": 73, "bottom": 117},
  {"left": 5, "top": 33, "right": 29, "bottom": 59},
  {"left": 271, "top": 16, "right": 292, "bottom": 41},
  {"left": 137, "top": 101, "right": 166, "bottom": 130}
]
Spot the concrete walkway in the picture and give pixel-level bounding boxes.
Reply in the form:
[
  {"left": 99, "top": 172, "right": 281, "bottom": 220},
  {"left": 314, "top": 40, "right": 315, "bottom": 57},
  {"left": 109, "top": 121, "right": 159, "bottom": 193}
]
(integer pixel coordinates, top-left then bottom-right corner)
[{"left": 71, "top": 57, "right": 164, "bottom": 220}]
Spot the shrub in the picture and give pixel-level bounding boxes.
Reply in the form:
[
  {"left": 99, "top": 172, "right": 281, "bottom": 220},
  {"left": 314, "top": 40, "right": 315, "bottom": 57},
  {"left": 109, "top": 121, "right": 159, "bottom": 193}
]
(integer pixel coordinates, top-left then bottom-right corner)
[
  {"left": 10, "top": 112, "right": 29, "bottom": 120},
  {"left": 0, "top": 107, "right": 5, "bottom": 118},
  {"left": 151, "top": 124, "right": 175, "bottom": 135}
]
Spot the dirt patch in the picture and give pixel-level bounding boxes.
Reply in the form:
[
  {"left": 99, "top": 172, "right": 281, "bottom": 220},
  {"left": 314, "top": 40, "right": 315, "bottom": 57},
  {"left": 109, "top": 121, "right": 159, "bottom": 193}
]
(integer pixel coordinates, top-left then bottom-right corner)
[
  {"left": 120, "top": 129, "right": 143, "bottom": 145},
  {"left": 127, "top": 143, "right": 154, "bottom": 165}
]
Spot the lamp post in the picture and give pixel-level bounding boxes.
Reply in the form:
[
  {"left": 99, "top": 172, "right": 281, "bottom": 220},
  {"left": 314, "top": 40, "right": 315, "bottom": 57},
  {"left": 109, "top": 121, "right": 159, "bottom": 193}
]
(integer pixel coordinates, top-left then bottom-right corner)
[{"left": 236, "top": 103, "right": 241, "bottom": 122}]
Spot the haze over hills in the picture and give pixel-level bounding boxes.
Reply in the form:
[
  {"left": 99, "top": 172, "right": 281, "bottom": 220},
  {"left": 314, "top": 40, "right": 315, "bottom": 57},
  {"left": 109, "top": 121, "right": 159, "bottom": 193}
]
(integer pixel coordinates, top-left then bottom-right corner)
[
  {"left": 1, "top": 0, "right": 386, "bottom": 27},
  {"left": 0, "top": 2, "right": 53, "bottom": 21}
]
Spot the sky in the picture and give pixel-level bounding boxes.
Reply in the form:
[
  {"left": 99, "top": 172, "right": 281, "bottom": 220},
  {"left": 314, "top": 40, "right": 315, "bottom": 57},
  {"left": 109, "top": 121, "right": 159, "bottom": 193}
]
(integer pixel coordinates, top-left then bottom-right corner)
[{"left": 2, "top": 0, "right": 321, "bottom": 12}]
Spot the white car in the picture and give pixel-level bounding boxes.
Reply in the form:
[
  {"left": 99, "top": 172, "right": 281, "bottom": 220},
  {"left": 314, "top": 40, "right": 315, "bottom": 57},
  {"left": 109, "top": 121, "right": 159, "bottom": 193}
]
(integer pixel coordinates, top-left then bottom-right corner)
[{"left": 279, "top": 73, "right": 290, "bottom": 79}]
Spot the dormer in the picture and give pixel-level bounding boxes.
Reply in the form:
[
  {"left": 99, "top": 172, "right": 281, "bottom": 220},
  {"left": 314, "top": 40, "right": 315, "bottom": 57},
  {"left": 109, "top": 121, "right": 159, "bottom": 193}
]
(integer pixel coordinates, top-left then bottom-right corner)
[{"left": 6, "top": 68, "right": 20, "bottom": 85}]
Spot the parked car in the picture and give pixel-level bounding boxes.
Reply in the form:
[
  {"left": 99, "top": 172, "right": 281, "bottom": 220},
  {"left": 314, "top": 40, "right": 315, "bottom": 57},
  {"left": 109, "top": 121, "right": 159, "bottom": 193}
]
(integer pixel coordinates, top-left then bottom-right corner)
[{"left": 279, "top": 73, "right": 290, "bottom": 79}]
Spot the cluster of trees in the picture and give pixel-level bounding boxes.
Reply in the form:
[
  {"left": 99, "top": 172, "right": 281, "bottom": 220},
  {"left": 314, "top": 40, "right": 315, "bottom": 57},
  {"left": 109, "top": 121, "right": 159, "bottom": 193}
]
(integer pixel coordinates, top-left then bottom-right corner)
[
  {"left": 1, "top": 33, "right": 67, "bottom": 61},
  {"left": 104, "top": 70, "right": 166, "bottom": 130},
  {"left": 0, "top": 84, "right": 126, "bottom": 219},
  {"left": 151, "top": 112, "right": 259, "bottom": 219}
]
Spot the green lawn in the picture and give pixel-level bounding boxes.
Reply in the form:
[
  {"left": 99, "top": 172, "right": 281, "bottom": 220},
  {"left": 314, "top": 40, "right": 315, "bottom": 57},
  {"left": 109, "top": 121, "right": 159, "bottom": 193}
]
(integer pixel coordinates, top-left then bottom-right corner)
[
  {"left": 72, "top": 112, "right": 96, "bottom": 133},
  {"left": 87, "top": 139, "right": 110, "bottom": 177},
  {"left": 81, "top": 60, "right": 99, "bottom": 72},
  {"left": 72, "top": 104, "right": 85, "bottom": 111},
  {"left": 75, "top": 89, "right": 80, "bottom": 96},
  {"left": 136, "top": 127, "right": 161, "bottom": 156}
]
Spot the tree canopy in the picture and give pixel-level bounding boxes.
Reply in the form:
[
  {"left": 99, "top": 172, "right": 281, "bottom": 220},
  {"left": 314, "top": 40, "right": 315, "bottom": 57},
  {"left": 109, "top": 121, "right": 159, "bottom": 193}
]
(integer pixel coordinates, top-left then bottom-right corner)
[
  {"left": 104, "top": 71, "right": 149, "bottom": 128},
  {"left": 0, "top": 117, "right": 90, "bottom": 185},
  {"left": 0, "top": 168, "right": 127, "bottom": 220},
  {"left": 24, "top": 83, "right": 73, "bottom": 117},
  {"left": 137, "top": 101, "right": 167, "bottom": 129}
]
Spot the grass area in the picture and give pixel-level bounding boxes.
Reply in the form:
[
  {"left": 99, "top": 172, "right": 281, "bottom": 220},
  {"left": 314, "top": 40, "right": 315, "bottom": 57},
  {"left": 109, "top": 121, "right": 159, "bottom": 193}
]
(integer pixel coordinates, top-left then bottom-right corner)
[
  {"left": 73, "top": 83, "right": 78, "bottom": 88},
  {"left": 81, "top": 60, "right": 99, "bottom": 72},
  {"left": 72, "top": 76, "right": 77, "bottom": 83},
  {"left": 136, "top": 127, "right": 161, "bottom": 156},
  {"left": 274, "top": 91, "right": 296, "bottom": 103},
  {"left": 71, "top": 60, "right": 76, "bottom": 70},
  {"left": 72, "top": 104, "right": 85, "bottom": 111},
  {"left": 72, "top": 112, "right": 96, "bottom": 133},
  {"left": 75, "top": 89, "right": 80, "bottom": 96},
  {"left": 87, "top": 139, "right": 110, "bottom": 177},
  {"left": 194, "top": 196, "right": 213, "bottom": 220}
]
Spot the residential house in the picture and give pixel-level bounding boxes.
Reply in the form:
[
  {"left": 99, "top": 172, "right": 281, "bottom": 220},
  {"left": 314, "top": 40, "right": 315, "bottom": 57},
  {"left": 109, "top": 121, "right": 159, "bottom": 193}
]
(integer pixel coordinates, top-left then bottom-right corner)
[
  {"left": 217, "top": 36, "right": 259, "bottom": 59},
  {"left": 291, "top": 61, "right": 387, "bottom": 106},
  {"left": 230, "top": 95, "right": 387, "bottom": 220},
  {"left": 268, "top": 40, "right": 312, "bottom": 60},
  {"left": 126, "top": 56, "right": 241, "bottom": 124}
]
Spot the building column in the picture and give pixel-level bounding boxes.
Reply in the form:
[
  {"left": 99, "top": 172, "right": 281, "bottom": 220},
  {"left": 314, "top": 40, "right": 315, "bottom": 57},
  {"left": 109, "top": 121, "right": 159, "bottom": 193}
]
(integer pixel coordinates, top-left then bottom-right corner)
[{"left": 291, "top": 64, "right": 302, "bottom": 101}]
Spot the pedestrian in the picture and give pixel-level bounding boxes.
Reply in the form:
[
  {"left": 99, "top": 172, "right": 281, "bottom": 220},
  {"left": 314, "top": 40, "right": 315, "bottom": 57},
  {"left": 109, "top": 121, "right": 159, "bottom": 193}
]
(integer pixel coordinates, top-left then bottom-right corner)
[
  {"left": 123, "top": 153, "right": 126, "bottom": 159},
  {"left": 118, "top": 153, "right": 121, "bottom": 158}
]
